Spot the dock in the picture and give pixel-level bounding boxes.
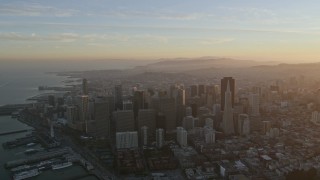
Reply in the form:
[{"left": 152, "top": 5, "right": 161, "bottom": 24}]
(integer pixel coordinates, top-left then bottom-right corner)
[
  {"left": 0, "top": 129, "right": 29, "bottom": 136},
  {"left": 5, "top": 147, "right": 72, "bottom": 168}
]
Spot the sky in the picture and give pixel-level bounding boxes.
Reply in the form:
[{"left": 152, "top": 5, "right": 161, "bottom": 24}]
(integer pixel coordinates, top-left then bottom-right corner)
[{"left": 0, "top": 0, "right": 320, "bottom": 62}]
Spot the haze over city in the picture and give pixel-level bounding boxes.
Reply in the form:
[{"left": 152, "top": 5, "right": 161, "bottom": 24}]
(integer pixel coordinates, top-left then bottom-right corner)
[
  {"left": 2, "top": 1, "right": 320, "bottom": 180},
  {"left": 1, "top": 0, "right": 320, "bottom": 62}
]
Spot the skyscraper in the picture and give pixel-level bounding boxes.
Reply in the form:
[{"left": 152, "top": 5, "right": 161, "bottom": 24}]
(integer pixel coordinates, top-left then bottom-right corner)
[
  {"left": 204, "top": 127, "right": 215, "bottom": 144},
  {"left": 249, "top": 93, "right": 260, "bottom": 116},
  {"left": 182, "top": 116, "right": 195, "bottom": 131},
  {"left": 93, "top": 97, "right": 110, "bottom": 138},
  {"left": 113, "top": 110, "right": 135, "bottom": 132},
  {"left": 156, "top": 128, "right": 164, "bottom": 148},
  {"left": 115, "top": 84, "right": 123, "bottom": 110},
  {"left": 190, "top": 85, "right": 198, "bottom": 97},
  {"left": 186, "top": 106, "right": 192, "bottom": 116},
  {"left": 222, "top": 81, "right": 235, "bottom": 135},
  {"left": 133, "top": 90, "right": 146, "bottom": 129},
  {"left": 151, "top": 97, "right": 176, "bottom": 131},
  {"left": 116, "top": 131, "right": 138, "bottom": 149},
  {"left": 140, "top": 126, "right": 148, "bottom": 146},
  {"left": 171, "top": 85, "right": 186, "bottom": 127},
  {"left": 205, "top": 118, "right": 214, "bottom": 129},
  {"left": 198, "top": 84, "right": 205, "bottom": 96},
  {"left": 78, "top": 95, "right": 89, "bottom": 133},
  {"left": 238, "top": 114, "right": 250, "bottom": 135},
  {"left": 137, "top": 109, "right": 156, "bottom": 137},
  {"left": 176, "top": 127, "right": 188, "bottom": 146},
  {"left": 66, "top": 106, "right": 78, "bottom": 126},
  {"left": 221, "top": 77, "right": 235, "bottom": 111},
  {"left": 82, "top": 78, "right": 88, "bottom": 95}
]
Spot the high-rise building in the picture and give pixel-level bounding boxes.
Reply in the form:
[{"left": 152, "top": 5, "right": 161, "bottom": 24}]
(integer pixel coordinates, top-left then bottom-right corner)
[
  {"left": 50, "top": 120, "right": 54, "bottom": 138},
  {"left": 249, "top": 93, "right": 260, "bottom": 116},
  {"left": 213, "top": 104, "right": 221, "bottom": 115},
  {"left": 113, "top": 110, "right": 134, "bottom": 132},
  {"left": 204, "top": 127, "right": 215, "bottom": 144},
  {"left": 82, "top": 78, "right": 88, "bottom": 95},
  {"left": 250, "top": 115, "right": 262, "bottom": 132},
  {"left": 78, "top": 95, "right": 89, "bottom": 133},
  {"left": 156, "top": 128, "right": 164, "bottom": 148},
  {"left": 206, "top": 85, "right": 216, "bottom": 106},
  {"left": 190, "top": 85, "right": 198, "bottom": 97},
  {"left": 198, "top": 107, "right": 210, "bottom": 117},
  {"left": 171, "top": 86, "right": 186, "bottom": 127},
  {"left": 190, "top": 103, "right": 198, "bottom": 117},
  {"left": 65, "top": 96, "right": 73, "bottom": 106},
  {"left": 176, "top": 127, "right": 188, "bottom": 146},
  {"left": 182, "top": 116, "right": 194, "bottom": 131},
  {"left": 311, "top": 111, "right": 320, "bottom": 123},
  {"left": 221, "top": 77, "right": 235, "bottom": 111},
  {"left": 116, "top": 131, "right": 138, "bottom": 149},
  {"left": 186, "top": 106, "right": 192, "bottom": 116},
  {"left": 115, "top": 84, "right": 123, "bottom": 110},
  {"left": 151, "top": 97, "right": 176, "bottom": 132},
  {"left": 133, "top": 90, "right": 146, "bottom": 129},
  {"left": 222, "top": 81, "right": 235, "bottom": 135},
  {"left": 133, "top": 91, "right": 146, "bottom": 112},
  {"left": 268, "top": 128, "right": 280, "bottom": 138},
  {"left": 92, "top": 97, "right": 110, "bottom": 138},
  {"left": 198, "top": 84, "right": 205, "bottom": 97},
  {"left": 137, "top": 109, "right": 156, "bottom": 139},
  {"left": 205, "top": 118, "right": 214, "bottom": 129},
  {"left": 66, "top": 106, "right": 78, "bottom": 127},
  {"left": 238, "top": 114, "right": 250, "bottom": 135},
  {"left": 140, "top": 126, "right": 148, "bottom": 146},
  {"left": 156, "top": 113, "right": 166, "bottom": 129},
  {"left": 262, "top": 121, "right": 271, "bottom": 135},
  {"left": 123, "top": 100, "right": 133, "bottom": 110}
]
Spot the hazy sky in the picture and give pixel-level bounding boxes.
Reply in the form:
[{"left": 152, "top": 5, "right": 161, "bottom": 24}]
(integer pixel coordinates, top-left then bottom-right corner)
[{"left": 1, "top": 0, "right": 320, "bottom": 62}]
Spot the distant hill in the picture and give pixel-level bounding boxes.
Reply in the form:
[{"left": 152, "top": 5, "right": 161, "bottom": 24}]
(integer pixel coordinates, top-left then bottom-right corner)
[{"left": 133, "top": 57, "right": 278, "bottom": 72}]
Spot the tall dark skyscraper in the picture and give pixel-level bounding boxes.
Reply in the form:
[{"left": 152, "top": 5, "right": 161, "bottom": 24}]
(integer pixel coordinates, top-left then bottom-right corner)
[
  {"left": 221, "top": 77, "right": 235, "bottom": 111},
  {"left": 92, "top": 97, "right": 110, "bottom": 138},
  {"left": 151, "top": 97, "right": 176, "bottom": 131},
  {"left": 82, "top": 78, "right": 88, "bottom": 95},
  {"left": 190, "top": 85, "right": 198, "bottom": 97},
  {"left": 114, "top": 84, "right": 123, "bottom": 110},
  {"left": 133, "top": 91, "right": 146, "bottom": 113},
  {"left": 133, "top": 90, "right": 146, "bottom": 130},
  {"left": 198, "top": 84, "right": 205, "bottom": 96}
]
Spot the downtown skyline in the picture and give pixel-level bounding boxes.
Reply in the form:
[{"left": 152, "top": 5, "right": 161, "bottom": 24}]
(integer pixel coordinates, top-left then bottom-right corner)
[{"left": 1, "top": 0, "right": 320, "bottom": 62}]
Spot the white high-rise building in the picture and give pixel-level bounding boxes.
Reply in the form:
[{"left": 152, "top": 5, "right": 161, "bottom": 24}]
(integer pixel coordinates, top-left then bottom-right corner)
[
  {"left": 213, "top": 104, "right": 221, "bottom": 115},
  {"left": 249, "top": 93, "right": 260, "bottom": 116},
  {"left": 205, "top": 118, "right": 214, "bottom": 129},
  {"left": 140, "top": 126, "right": 148, "bottom": 146},
  {"left": 156, "top": 128, "right": 164, "bottom": 148},
  {"left": 116, "top": 131, "right": 138, "bottom": 149},
  {"left": 222, "top": 81, "right": 235, "bottom": 135},
  {"left": 204, "top": 127, "right": 215, "bottom": 144},
  {"left": 268, "top": 128, "right": 280, "bottom": 138},
  {"left": 176, "top": 127, "right": 188, "bottom": 146},
  {"left": 238, "top": 114, "right": 250, "bottom": 135},
  {"left": 50, "top": 120, "right": 55, "bottom": 138},
  {"left": 311, "top": 111, "right": 320, "bottom": 123},
  {"left": 262, "top": 121, "right": 272, "bottom": 135}
]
